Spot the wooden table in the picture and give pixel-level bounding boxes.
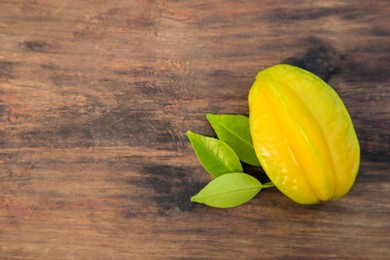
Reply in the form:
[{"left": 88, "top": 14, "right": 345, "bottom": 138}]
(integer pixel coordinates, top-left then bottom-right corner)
[{"left": 1, "top": 0, "right": 389, "bottom": 259}]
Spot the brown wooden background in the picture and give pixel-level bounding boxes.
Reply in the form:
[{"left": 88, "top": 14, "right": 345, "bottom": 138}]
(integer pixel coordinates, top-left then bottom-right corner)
[{"left": 1, "top": 0, "right": 389, "bottom": 259}]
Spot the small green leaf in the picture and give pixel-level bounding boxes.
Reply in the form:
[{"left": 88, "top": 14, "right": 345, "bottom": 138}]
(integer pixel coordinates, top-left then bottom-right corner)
[
  {"left": 186, "top": 131, "right": 243, "bottom": 177},
  {"left": 191, "top": 172, "right": 262, "bottom": 208},
  {"left": 206, "top": 113, "right": 261, "bottom": 166}
]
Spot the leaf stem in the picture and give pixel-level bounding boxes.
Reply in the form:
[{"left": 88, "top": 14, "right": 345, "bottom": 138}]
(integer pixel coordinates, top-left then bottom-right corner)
[{"left": 262, "top": 182, "right": 275, "bottom": 188}]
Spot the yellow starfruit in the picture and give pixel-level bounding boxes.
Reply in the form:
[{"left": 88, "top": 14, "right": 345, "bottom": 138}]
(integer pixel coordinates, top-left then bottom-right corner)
[{"left": 248, "top": 64, "right": 360, "bottom": 204}]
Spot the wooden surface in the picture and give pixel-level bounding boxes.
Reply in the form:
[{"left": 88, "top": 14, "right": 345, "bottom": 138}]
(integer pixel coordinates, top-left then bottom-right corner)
[{"left": 1, "top": 0, "right": 389, "bottom": 259}]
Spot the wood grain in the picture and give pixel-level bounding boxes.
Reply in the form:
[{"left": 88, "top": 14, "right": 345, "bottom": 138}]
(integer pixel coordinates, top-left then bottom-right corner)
[{"left": 1, "top": 0, "right": 389, "bottom": 259}]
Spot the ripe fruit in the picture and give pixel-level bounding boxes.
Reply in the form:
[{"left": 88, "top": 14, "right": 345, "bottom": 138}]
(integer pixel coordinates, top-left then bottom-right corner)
[{"left": 248, "top": 64, "right": 360, "bottom": 204}]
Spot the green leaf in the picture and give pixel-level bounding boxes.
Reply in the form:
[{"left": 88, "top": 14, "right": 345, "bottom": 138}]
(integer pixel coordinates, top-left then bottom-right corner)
[
  {"left": 191, "top": 173, "right": 262, "bottom": 208},
  {"left": 186, "top": 131, "right": 243, "bottom": 177},
  {"left": 206, "top": 113, "right": 261, "bottom": 166}
]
